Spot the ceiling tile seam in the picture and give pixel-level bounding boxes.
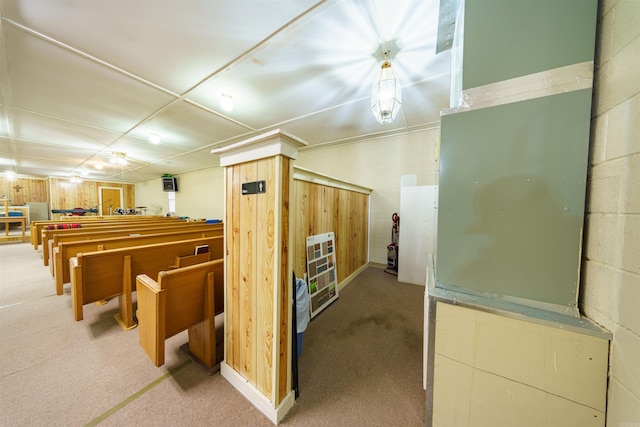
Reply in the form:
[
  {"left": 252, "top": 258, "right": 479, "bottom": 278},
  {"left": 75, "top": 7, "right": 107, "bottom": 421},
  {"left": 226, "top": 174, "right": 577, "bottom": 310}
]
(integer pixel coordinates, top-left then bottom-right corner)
[
  {"left": 370, "top": 0, "right": 391, "bottom": 56},
  {"left": 2, "top": 17, "right": 181, "bottom": 98},
  {"left": 1, "top": 133, "right": 111, "bottom": 152},
  {"left": 0, "top": 18, "right": 267, "bottom": 154},
  {"left": 253, "top": 70, "right": 452, "bottom": 132},
  {"left": 7, "top": 105, "right": 129, "bottom": 141},
  {"left": 178, "top": 0, "right": 334, "bottom": 98},
  {"left": 1, "top": 17, "right": 260, "bottom": 152},
  {"left": 0, "top": 15, "right": 17, "bottom": 165},
  {"left": 405, "top": 70, "right": 452, "bottom": 88},
  {"left": 299, "top": 120, "right": 441, "bottom": 151},
  {"left": 182, "top": 98, "right": 256, "bottom": 132}
]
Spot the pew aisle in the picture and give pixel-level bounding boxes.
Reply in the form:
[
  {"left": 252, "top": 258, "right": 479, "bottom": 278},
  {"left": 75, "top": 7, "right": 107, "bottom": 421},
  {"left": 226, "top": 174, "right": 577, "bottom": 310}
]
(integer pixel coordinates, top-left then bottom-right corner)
[{"left": 0, "top": 238, "right": 425, "bottom": 426}]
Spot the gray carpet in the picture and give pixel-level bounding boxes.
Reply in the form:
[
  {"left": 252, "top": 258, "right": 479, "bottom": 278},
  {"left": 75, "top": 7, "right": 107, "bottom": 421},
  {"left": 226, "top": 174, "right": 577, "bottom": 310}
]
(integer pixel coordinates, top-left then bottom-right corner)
[{"left": 0, "top": 238, "right": 425, "bottom": 426}]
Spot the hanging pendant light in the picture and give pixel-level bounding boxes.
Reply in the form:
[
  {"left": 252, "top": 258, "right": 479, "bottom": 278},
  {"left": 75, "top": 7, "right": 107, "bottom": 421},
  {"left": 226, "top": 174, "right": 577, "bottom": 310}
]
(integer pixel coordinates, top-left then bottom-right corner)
[{"left": 370, "top": 52, "right": 402, "bottom": 124}]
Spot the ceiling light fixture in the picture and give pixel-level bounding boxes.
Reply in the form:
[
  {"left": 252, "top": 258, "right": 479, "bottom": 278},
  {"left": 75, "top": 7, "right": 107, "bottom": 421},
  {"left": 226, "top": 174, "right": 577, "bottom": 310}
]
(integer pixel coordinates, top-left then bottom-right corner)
[
  {"left": 370, "top": 51, "right": 402, "bottom": 124},
  {"left": 220, "top": 94, "right": 234, "bottom": 112},
  {"left": 149, "top": 132, "right": 161, "bottom": 144},
  {"left": 111, "top": 151, "right": 128, "bottom": 166}
]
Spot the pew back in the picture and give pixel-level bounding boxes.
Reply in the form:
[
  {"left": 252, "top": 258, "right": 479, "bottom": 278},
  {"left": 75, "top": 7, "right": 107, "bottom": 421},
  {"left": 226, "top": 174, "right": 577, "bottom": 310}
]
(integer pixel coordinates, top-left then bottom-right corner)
[
  {"left": 137, "top": 259, "right": 224, "bottom": 368},
  {"left": 53, "top": 224, "right": 223, "bottom": 295},
  {"left": 70, "top": 236, "right": 223, "bottom": 329},
  {"left": 31, "top": 216, "right": 178, "bottom": 248},
  {"left": 43, "top": 220, "right": 214, "bottom": 265}
]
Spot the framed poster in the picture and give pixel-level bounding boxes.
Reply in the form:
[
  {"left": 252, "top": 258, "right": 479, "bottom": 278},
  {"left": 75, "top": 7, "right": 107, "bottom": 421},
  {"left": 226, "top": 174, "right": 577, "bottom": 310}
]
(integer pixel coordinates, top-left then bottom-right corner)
[{"left": 306, "top": 232, "right": 338, "bottom": 318}]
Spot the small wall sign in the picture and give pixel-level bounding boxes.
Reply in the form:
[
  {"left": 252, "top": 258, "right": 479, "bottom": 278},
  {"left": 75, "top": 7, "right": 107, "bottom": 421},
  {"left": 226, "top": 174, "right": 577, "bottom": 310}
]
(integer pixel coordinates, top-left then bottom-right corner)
[{"left": 242, "top": 180, "right": 266, "bottom": 195}]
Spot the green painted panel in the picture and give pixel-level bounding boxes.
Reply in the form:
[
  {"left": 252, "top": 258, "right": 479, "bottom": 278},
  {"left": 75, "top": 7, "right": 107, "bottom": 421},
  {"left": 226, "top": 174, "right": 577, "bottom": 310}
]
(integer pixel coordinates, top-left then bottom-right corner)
[
  {"left": 462, "top": 0, "right": 598, "bottom": 90},
  {"left": 436, "top": 89, "right": 592, "bottom": 309}
]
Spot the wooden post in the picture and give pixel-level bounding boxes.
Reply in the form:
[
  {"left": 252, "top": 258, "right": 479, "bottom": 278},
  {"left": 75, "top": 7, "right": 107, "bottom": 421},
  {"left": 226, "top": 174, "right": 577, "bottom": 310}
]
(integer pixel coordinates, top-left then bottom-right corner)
[{"left": 213, "top": 129, "right": 307, "bottom": 425}]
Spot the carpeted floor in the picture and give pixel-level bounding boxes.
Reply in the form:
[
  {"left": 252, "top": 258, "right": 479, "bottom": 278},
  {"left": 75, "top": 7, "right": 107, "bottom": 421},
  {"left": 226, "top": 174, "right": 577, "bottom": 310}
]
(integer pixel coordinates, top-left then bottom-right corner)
[{"left": 0, "top": 236, "right": 426, "bottom": 426}]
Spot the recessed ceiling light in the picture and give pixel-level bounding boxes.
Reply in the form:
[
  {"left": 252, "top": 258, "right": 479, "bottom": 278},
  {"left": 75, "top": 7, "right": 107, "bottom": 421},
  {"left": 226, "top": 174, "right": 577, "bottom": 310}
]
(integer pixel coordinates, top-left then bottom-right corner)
[
  {"left": 149, "top": 132, "right": 161, "bottom": 144},
  {"left": 220, "top": 94, "right": 234, "bottom": 112}
]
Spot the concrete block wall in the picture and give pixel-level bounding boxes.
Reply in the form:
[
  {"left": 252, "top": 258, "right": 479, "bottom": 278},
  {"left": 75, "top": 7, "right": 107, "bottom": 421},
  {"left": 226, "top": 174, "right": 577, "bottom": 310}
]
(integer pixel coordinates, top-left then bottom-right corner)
[{"left": 582, "top": 0, "right": 640, "bottom": 424}]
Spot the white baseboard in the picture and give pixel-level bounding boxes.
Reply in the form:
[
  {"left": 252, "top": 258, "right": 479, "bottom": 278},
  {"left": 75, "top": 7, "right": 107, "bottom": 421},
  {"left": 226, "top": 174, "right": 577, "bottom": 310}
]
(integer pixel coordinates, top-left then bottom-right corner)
[{"left": 221, "top": 362, "right": 295, "bottom": 425}]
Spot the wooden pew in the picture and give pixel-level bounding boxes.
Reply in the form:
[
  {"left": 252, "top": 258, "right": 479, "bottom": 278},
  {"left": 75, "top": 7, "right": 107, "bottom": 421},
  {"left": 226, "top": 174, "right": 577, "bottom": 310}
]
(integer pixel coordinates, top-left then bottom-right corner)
[
  {"left": 42, "top": 220, "right": 210, "bottom": 265},
  {"left": 69, "top": 236, "right": 223, "bottom": 330},
  {"left": 31, "top": 216, "right": 179, "bottom": 249},
  {"left": 39, "top": 218, "right": 185, "bottom": 254},
  {"left": 46, "top": 221, "right": 220, "bottom": 268},
  {"left": 52, "top": 225, "right": 223, "bottom": 295},
  {"left": 31, "top": 216, "right": 173, "bottom": 248},
  {"left": 136, "top": 259, "right": 224, "bottom": 370}
]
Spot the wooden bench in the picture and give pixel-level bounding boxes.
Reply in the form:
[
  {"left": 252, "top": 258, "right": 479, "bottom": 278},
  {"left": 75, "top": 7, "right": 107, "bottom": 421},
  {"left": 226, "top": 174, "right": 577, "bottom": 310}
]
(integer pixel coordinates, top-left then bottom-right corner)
[
  {"left": 52, "top": 225, "right": 223, "bottom": 295},
  {"left": 69, "top": 236, "right": 223, "bottom": 330},
  {"left": 46, "top": 221, "right": 220, "bottom": 268},
  {"left": 32, "top": 216, "right": 172, "bottom": 247},
  {"left": 42, "top": 220, "right": 211, "bottom": 265},
  {"left": 39, "top": 218, "right": 186, "bottom": 253},
  {"left": 31, "top": 216, "right": 180, "bottom": 249},
  {"left": 136, "top": 258, "right": 225, "bottom": 370}
]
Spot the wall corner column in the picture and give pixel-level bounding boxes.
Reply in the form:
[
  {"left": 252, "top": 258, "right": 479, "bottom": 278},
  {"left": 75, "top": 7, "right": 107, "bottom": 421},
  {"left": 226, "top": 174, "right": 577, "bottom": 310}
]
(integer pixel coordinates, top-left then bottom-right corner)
[{"left": 213, "top": 129, "right": 308, "bottom": 424}]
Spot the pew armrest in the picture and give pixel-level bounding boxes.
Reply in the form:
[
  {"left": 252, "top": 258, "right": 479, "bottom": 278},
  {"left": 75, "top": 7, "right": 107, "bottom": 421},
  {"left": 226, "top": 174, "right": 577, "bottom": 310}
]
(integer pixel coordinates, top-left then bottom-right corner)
[
  {"left": 136, "top": 274, "right": 166, "bottom": 367},
  {"left": 69, "top": 257, "right": 83, "bottom": 321}
]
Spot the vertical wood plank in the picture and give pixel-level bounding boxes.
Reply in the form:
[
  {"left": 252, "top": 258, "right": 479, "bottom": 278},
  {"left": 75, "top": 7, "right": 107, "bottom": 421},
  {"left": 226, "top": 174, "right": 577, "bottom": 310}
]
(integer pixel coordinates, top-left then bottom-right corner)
[
  {"left": 225, "top": 165, "right": 240, "bottom": 369},
  {"left": 256, "top": 157, "right": 275, "bottom": 397},
  {"left": 289, "top": 178, "right": 370, "bottom": 288},
  {"left": 278, "top": 156, "right": 291, "bottom": 402},
  {"left": 239, "top": 161, "right": 257, "bottom": 383}
]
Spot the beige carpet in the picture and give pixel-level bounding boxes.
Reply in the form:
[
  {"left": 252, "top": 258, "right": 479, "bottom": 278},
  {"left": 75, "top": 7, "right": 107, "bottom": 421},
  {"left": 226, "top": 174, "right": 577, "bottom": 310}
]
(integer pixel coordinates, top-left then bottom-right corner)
[{"left": 0, "top": 237, "right": 425, "bottom": 426}]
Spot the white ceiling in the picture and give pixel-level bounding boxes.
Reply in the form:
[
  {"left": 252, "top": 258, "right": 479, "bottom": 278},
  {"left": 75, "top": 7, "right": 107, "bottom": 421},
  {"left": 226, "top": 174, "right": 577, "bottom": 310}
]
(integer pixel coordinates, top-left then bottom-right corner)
[{"left": 0, "top": 0, "right": 451, "bottom": 183}]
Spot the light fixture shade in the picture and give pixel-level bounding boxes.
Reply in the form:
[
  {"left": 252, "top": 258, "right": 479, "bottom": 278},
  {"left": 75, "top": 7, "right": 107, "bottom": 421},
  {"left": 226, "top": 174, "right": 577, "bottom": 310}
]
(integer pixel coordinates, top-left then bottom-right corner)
[{"left": 371, "top": 60, "right": 402, "bottom": 124}]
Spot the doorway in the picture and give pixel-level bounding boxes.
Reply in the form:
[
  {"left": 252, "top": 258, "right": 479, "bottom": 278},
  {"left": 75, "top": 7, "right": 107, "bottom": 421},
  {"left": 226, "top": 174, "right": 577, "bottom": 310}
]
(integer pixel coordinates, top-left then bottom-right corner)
[{"left": 98, "top": 187, "right": 123, "bottom": 215}]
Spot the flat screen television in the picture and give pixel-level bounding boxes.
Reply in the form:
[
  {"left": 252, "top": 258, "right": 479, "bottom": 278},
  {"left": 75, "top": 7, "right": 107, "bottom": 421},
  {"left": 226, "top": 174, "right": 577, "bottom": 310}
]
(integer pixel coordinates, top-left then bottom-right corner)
[{"left": 162, "top": 176, "right": 178, "bottom": 192}]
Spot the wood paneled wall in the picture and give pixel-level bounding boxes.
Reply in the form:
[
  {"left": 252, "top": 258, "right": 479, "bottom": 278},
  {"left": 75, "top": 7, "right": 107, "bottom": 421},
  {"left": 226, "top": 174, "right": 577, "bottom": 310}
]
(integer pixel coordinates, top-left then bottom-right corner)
[
  {"left": 0, "top": 177, "right": 134, "bottom": 215},
  {"left": 291, "top": 167, "right": 371, "bottom": 287},
  {"left": 0, "top": 177, "right": 48, "bottom": 205},
  {"left": 48, "top": 178, "right": 134, "bottom": 218},
  {"left": 224, "top": 156, "right": 290, "bottom": 403}
]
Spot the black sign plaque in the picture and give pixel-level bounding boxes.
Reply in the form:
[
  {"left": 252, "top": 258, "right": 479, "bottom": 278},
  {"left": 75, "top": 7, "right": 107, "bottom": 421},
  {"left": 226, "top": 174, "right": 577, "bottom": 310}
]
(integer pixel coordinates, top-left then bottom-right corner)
[{"left": 242, "top": 180, "right": 266, "bottom": 195}]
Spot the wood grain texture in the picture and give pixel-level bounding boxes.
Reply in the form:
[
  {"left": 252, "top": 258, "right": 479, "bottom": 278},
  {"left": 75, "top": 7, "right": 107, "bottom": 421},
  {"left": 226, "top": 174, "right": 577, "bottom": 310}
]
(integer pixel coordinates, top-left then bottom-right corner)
[
  {"left": 0, "top": 177, "right": 47, "bottom": 205},
  {"left": 136, "top": 260, "right": 224, "bottom": 368},
  {"left": 225, "top": 165, "right": 240, "bottom": 370},
  {"left": 256, "top": 157, "right": 275, "bottom": 397},
  {"left": 224, "top": 155, "right": 292, "bottom": 406},
  {"left": 291, "top": 180, "right": 369, "bottom": 286},
  {"left": 0, "top": 176, "right": 135, "bottom": 234},
  {"left": 277, "top": 156, "right": 291, "bottom": 403},
  {"left": 70, "top": 236, "right": 223, "bottom": 324},
  {"left": 239, "top": 161, "right": 257, "bottom": 384},
  {"left": 48, "top": 178, "right": 135, "bottom": 219}
]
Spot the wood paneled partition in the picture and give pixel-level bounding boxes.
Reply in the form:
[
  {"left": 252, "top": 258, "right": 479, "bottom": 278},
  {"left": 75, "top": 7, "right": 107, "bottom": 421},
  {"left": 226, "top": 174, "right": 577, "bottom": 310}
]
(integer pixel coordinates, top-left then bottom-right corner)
[
  {"left": 214, "top": 130, "right": 306, "bottom": 425},
  {"left": 291, "top": 167, "right": 371, "bottom": 288}
]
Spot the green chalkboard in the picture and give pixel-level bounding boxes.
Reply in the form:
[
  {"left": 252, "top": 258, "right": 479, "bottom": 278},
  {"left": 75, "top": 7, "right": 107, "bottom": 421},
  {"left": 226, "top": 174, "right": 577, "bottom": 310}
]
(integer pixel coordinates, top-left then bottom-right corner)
[{"left": 436, "top": 89, "right": 592, "bottom": 310}]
